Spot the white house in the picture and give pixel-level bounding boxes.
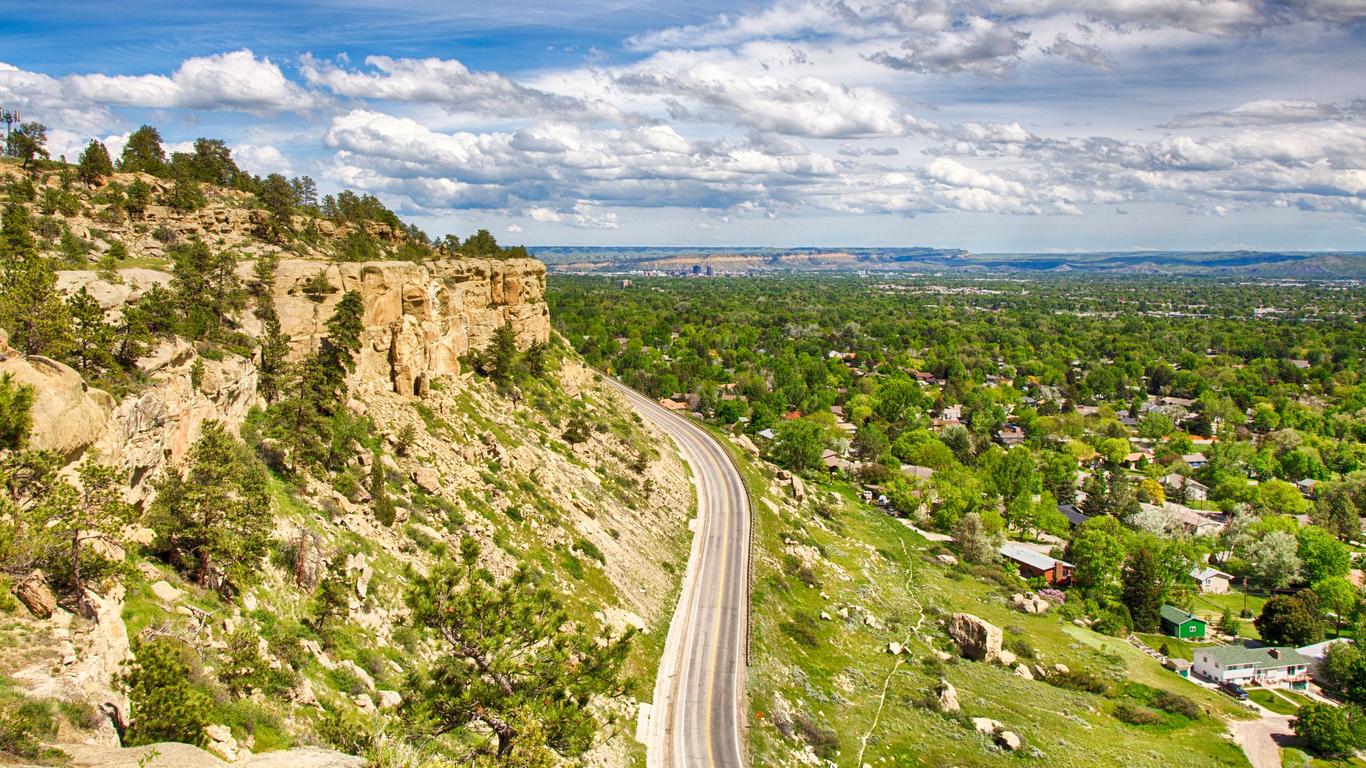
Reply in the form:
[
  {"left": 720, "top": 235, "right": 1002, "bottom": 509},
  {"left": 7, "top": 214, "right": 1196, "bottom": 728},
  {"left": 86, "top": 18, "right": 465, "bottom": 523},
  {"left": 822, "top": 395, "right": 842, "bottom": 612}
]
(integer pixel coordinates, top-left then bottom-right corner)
[
  {"left": 1189, "top": 566, "right": 1234, "bottom": 594},
  {"left": 1193, "top": 645, "right": 1311, "bottom": 690},
  {"left": 1163, "top": 473, "right": 1209, "bottom": 502}
]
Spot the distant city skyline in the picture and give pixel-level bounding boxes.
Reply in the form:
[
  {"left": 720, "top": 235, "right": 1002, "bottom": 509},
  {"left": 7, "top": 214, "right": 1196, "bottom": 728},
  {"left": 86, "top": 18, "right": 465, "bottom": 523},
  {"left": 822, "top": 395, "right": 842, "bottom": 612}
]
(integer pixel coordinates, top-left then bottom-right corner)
[{"left": 3, "top": 0, "right": 1365, "bottom": 251}]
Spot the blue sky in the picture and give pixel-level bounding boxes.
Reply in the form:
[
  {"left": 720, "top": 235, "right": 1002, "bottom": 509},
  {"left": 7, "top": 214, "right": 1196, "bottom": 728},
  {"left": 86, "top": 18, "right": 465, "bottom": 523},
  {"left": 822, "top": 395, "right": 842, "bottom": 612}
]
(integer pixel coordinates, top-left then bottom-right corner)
[{"left": 3, "top": 0, "right": 1365, "bottom": 251}]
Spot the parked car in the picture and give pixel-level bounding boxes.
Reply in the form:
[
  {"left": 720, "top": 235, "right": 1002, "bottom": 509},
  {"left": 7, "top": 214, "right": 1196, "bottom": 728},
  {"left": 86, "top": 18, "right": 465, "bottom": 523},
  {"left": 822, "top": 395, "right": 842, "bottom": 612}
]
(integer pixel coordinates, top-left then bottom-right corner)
[{"left": 1219, "top": 681, "right": 1249, "bottom": 700}]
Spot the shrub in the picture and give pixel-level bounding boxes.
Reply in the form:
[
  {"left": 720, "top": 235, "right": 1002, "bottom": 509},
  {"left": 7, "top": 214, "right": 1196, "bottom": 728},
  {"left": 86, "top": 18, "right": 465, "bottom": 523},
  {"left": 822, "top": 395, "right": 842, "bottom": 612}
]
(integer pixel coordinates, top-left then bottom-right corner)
[
  {"left": 0, "top": 695, "right": 61, "bottom": 761},
  {"left": 574, "top": 537, "right": 605, "bottom": 564},
  {"left": 780, "top": 612, "right": 822, "bottom": 648},
  {"left": 1047, "top": 668, "right": 1111, "bottom": 695},
  {"left": 1004, "top": 635, "right": 1036, "bottom": 661},
  {"left": 1153, "top": 690, "right": 1202, "bottom": 720},
  {"left": 794, "top": 711, "right": 839, "bottom": 759},
  {"left": 121, "top": 637, "right": 213, "bottom": 747},
  {"left": 1114, "top": 702, "right": 1163, "bottom": 725}
]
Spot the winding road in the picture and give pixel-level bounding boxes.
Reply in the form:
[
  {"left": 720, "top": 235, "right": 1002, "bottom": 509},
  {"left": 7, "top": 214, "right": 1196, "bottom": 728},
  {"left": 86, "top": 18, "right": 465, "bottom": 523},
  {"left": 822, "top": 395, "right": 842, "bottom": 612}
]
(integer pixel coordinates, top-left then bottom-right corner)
[{"left": 603, "top": 377, "right": 750, "bottom": 768}]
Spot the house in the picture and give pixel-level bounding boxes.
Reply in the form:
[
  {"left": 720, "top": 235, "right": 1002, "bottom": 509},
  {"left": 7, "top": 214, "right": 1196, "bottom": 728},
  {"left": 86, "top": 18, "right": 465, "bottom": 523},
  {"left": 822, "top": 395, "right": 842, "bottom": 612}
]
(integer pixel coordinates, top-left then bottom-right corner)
[
  {"left": 1298, "top": 639, "right": 1352, "bottom": 683},
  {"left": 1160, "top": 605, "right": 1207, "bottom": 639},
  {"left": 1193, "top": 644, "right": 1311, "bottom": 690},
  {"left": 1058, "top": 503, "right": 1089, "bottom": 527},
  {"left": 1164, "top": 503, "right": 1230, "bottom": 537},
  {"left": 998, "top": 543, "right": 1074, "bottom": 586},
  {"left": 1182, "top": 453, "right": 1207, "bottom": 470},
  {"left": 1189, "top": 566, "right": 1233, "bottom": 594},
  {"left": 820, "top": 449, "right": 852, "bottom": 473},
  {"left": 1290, "top": 359, "right": 1311, "bottom": 370},
  {"left": 998, "top": 425, "right": 1026, "bottom": 447},
  {"left": 1296, "top": 478, "right": 1318, "bottom": 499},
  {"left": 901, "top": 464, "right": 935, "bottom": 481},
  {"left": 1163, "top": 473, "right": 1209, "bottom": 502},
  {"left": 756, "top": 428, "right": 776, "bottom": 440}
]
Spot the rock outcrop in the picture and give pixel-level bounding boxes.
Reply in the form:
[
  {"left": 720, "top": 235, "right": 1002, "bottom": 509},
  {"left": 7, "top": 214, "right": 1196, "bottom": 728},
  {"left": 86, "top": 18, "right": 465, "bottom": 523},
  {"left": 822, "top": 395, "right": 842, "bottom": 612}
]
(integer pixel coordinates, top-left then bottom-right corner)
[
  {"left": 948, "top": 612, "right": 1003, "bottom": 663},
  {"left": 259, "top": 258, "right": 550, "bottom": 396},
  {"left": 0, "top": 342, "right": 114, "bottom": 457}
]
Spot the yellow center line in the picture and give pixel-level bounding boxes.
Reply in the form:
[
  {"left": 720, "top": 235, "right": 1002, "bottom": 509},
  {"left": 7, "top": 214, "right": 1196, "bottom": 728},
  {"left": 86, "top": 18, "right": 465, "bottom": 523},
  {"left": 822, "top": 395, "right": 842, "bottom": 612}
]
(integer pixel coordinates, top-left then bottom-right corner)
[{"left": 702, "top": 436, "right": 731, "bottom": 768}]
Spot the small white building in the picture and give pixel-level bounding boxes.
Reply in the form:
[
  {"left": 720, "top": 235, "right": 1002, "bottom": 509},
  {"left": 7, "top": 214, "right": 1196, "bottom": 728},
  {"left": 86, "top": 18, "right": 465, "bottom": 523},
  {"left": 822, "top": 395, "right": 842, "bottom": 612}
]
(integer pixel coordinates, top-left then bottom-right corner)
[
  {"left": 1189, "top": 566, "right": 1234, "bottom": 594},
  {"left": 1193, "top": 645, "right": 1311, "bottom": 690}
]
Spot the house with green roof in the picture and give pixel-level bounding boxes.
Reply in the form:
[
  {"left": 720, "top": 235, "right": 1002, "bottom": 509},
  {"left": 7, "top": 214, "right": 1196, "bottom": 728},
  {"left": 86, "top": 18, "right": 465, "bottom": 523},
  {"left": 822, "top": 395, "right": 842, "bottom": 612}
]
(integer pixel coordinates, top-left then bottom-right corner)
[
  {"left": 1159, "top": 605, "right": 1206, "bottom": 639},
  {"left": 1192, "top": 644, "right": 1311, "bottom": 690}
]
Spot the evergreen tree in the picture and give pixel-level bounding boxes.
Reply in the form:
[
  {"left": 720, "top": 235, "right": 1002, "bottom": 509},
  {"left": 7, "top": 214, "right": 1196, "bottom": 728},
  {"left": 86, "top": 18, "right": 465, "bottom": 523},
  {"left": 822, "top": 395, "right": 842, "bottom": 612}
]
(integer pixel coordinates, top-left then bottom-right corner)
[
  {"left": 119, "top": 125, "right": 166, "bottom": 175},
  {"left": 76, "top": 140, "right": 114, "bottom": 186},
  {"left": 405, "top": 538, "right": 632, "bottom": 758},
  {"left": 0, "top": 374, "right": 35, "bottom": 451},
  {"left": 66, "top": 287, "right": 114, "bottom": 375},
  {"left": 0, "top": 205, "right": 73, "bottom": 356},
  {"left": 256, "top": 173, "right": 295, "bottom": 242},
  {"left": 124, "top": 179, "right": 151, "bottom": 218},
  {"left": 371, "top": 457, "right": 395, "bottom": 526},
  {"left": 168, "top": 239, "right": 244, "bottom": 339},
  {"left": 6, "top": 122, "right": 48, "bottom": 169},
  {"left": 56, "top": 457, "right": 135, "bottom": 616},
  {"left": 307, "top": 552, "right": 354, "bottom": 643},
  {"left": 1121, "top": 545, "right": 1164, "bottom": 632},
  {"left": 147, "top": 421, "right": 271, "bottom": 590},
  {"left": 120, "top": 637, "right": 212, "bottom": 747}
]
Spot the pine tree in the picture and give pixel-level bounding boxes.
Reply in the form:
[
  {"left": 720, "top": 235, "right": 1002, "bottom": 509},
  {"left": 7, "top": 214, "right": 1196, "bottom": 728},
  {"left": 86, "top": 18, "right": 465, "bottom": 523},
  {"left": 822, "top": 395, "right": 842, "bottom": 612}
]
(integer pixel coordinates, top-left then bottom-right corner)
[
  {"left": 1121, "top": 545, "right": 1164, "bottom": 632},
  {"left": 147, "top": 421, "right": 271, "bottom": 590},
  {"left": 56, "top": 458, "right": 135, "bottom": 616},
  {"left": 120, "top": 638, "right": 212, "bottom": 747},
  {"left": 6, "top": 122, "right": 48, "bottom": 169},
  {"left": 0, "top": 374, "right": 34, "bottom": 451},
  {"left": 405, "top": 538, "right": 633, "bottom": 758},
  {"left": 66, "top": 288, "right": 114, "bottom": 375},
  {"left": 0, "top": 205, "right": 73, "bottom": 357},
  {"left": 76, "top": 140, "right": 114, "bottom": 186},
  {"left": 119, "top": 125, "right": 166, "bottom": 175}
]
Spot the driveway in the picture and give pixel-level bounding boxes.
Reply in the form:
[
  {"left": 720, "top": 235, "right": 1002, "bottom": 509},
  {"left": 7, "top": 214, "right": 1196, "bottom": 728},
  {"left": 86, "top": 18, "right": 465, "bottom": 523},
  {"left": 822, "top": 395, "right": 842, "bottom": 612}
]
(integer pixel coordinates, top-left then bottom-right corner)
[{"left": 1228, "top": 709, "right": 1295, "bottom": 768}]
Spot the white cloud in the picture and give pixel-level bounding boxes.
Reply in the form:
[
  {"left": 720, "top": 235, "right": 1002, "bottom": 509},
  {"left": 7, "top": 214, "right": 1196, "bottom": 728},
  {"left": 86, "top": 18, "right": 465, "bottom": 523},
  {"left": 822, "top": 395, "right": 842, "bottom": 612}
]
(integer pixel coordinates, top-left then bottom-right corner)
[
  {"left": 300, "top": 54, "right": 622, "bottom": 122},
  {"left": 233, "top": 143, "right": 295, "bottom": 176},
  {"left": 506, "top": 223, "right": 523, "bottom": 233},
  {"left": 1167, "top": 99, "right": 1346, "bottom": 128},
  {"left": 64, "top": 50, "right": 318, "bottom": 113}
]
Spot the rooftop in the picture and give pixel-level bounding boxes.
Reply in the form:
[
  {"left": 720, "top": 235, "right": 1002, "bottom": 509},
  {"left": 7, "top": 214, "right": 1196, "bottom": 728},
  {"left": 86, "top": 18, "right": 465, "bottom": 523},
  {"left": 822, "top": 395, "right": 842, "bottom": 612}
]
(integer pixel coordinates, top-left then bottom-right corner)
[
  {"left": 999, "top": 542, "right": 1072, "bottom": 571},
  {"left": 1198, "top": 644, "right": 1311, "bottom": 669},
  {"left": 1160, "top": 604, "right": 1205, "bottom": 626}
]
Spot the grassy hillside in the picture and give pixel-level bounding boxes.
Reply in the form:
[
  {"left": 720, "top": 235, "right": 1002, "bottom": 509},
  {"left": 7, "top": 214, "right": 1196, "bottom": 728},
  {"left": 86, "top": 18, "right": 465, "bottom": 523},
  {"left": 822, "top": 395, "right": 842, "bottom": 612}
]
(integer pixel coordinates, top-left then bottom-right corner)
[{"left": 709, "top": 428, "right": 1253, "bottom": 767}]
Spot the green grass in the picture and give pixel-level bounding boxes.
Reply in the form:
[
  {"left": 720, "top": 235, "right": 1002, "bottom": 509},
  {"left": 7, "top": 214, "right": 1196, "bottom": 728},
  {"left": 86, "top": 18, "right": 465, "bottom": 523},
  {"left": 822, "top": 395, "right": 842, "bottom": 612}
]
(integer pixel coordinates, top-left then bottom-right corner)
[
  {"left": 1135, "top": 633, "right": 1198, "bottom": 661},
  {"left": 1282, "top": 747, "right": 1366, "bottom": 767},
  {"left": 1248, "top": 688, "right": 1300, "bottom": 715},
  {"left": 1192, "top": 589, "right": 1268, "bottom": 639},
  {"left": 711, "top": 427, "right": 1254, "bottom": 768}
]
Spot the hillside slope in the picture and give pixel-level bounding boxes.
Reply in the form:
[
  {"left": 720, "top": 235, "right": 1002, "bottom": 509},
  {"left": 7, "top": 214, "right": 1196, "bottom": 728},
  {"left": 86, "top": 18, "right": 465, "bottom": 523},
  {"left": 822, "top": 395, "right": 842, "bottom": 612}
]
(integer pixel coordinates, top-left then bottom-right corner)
[{"left": 0, "top": 157, "right": 692, "bottom": 766}]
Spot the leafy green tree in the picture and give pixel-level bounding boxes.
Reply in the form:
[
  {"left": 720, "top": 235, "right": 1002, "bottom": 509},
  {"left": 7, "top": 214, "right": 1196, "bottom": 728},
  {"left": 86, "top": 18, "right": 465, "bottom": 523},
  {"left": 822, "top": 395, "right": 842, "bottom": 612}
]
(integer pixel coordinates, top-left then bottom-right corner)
[
  {"left": 1069, "top": 515, "right": 1128, "bottom": 595},
  {"left": 1315, "top": 483, "right": 1361, "bottom": 540},
  {"left": 120, "top": 637, "right": 212, "bottom": 747},
  {"left": 1299, "top": 526, "right": 1350, "bottom": 583},
  {"left": 76, "top": 140, "right": 114, "bottom": 186},
  {"left": 405, "top": 538, "right": 632, "bottom": 758},
  {"left": 147, "top": 421, "right": 271, "bottom": 590},
  {"left": 1260, "top": 478, "right": 1311, "bottom": 516},
  {"left": 1293, "top": 702, "right": 1366, "bottom": 758},
  {"left": 1255, "top": 594, "right": 1324, "bottom": 646},
  {"left": 951, "top": 511, "right": 999, "bottom": 565},
  {"left": 462, "top": 228, "right": 501, "bottom": 256},
  {"left": 6, "top": 122, "right": 48, "bottom": 169},
  {"left": 1246, "top": 530, "right": 1302, "bottom": 588},
  {"left": 119, "top": 125, "right": 166, "bottom": 175},
  {"left": 1121, "top": 545, "right": 1165, "bottom": 632},
  {"left": 1314, "top": 576, "right": 1360, "bottom": 636},
  {"left": 770, "top": 419, "right": 825, "bottom": 473}
]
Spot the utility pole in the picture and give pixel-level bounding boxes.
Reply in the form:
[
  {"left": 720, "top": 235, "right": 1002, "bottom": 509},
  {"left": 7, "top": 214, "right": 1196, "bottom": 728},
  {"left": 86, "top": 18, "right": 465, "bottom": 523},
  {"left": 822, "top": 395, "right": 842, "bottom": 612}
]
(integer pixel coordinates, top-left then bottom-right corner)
[{"left": 0, "top": 106, "right": 20, "bottom": 154}]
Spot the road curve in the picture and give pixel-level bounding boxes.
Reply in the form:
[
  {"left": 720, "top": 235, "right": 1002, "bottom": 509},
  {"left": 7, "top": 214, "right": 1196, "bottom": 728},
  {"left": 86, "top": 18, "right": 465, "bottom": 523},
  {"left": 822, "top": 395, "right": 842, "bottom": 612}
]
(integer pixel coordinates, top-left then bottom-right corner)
[{"left": 603, "top": 377, "right": 750, "bottom": 768}]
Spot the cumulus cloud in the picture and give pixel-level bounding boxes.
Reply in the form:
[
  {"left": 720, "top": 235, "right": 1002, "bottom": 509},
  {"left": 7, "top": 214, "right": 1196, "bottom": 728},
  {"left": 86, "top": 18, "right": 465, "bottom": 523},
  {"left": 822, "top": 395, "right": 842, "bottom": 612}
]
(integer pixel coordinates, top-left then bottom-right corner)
[
  {"left": 300, "top": 54, "right": 622, "bottom": 122},
  {"left": 1041, "top": 34, "right": 1112, "bottom": 69},
  {"left": 232, "top": 144, "right": 295, "bottom": 176},
  {"left": 616, "top": 64, "right": 922, "bottom": 137},
  {"left": 65, "top": 50, "right": 318, "bottom": 113},
  {"left": 869, "top": 16, "right": 1029, "bottom": 75}
]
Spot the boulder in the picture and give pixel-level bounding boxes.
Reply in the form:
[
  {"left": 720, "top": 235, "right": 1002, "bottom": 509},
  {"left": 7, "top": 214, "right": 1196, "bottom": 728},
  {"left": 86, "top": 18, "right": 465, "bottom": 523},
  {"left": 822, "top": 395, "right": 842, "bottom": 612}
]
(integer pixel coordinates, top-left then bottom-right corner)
[
  {"left": 948, "top": 613, "right": 1003, "bottom": 663},
  {"left": 935, "top": 553, "right": 959, "bottom": 566},
  {"left": 1054, "top": 663, "right": 1070, "bottom": 675},
  {"left": 997, "top": 731, "right": 1023, "bottom": 751},
  {"left": 242, "top": 748, "right": 367, "bottom": 768},
  {"left": 790, "top": 474, "right": 806, "bottom": 502},
  {"left": 887, "top": 641, "right": 903, "bottom": 655},
  {"left": 15, "top": 570, "right": 57, "bottom": 618},
  {"left": 204, "top": 724, "right": 239, "bottom": 762},
  {"left": 377, "top": 689, "right": 402, "bottom": 709},
  {"left": 150, "top": 580, "right": 183, "bottom": 603},
  {"left": 410, "top": 467, "right": 442, "bottom": 495},
  {"left": 338, "top": 659, "right": 375, "bottom": 691},
  {"left": 998, "top": 649, "right": 1017, "bottom": 667},
  {"left": 1011, "top": 592, "right": 1050, "bottom": 614},
  {"left": 935, "top": 679, "right": 960, "bottom": 713},
  {"left": 972, "top": 717, "right": 1003, "bottom": 736},
  {"left": 734, "top": 434, "right": 760, "bottom": 457},
  {"left": 0, "top": 353, "right": 114, "bottom": 456},
  {"left": 1014, "top": 663, "right": 1034, "bottom": 680}
]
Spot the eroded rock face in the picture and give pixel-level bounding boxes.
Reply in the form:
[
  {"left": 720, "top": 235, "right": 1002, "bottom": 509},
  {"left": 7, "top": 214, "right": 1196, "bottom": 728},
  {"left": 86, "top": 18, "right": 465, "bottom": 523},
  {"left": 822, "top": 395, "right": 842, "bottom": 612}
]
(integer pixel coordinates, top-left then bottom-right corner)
[
  {"left": 948, "top": 612, "right": 1003, "bottom": 663},
  {"left": 0, "top": 350, "right": 114, "bottom": 458},
  {"left": 262, "top": 258, "right": 550, "bottom": 396}
]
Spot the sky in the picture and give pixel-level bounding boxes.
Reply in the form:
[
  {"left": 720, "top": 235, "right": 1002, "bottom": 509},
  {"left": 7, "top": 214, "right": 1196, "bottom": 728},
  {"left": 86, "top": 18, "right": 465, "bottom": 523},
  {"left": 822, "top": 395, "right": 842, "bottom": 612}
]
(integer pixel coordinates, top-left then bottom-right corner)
[{"left": 3, "top": 0, "right": 1365, "bottom": 252}]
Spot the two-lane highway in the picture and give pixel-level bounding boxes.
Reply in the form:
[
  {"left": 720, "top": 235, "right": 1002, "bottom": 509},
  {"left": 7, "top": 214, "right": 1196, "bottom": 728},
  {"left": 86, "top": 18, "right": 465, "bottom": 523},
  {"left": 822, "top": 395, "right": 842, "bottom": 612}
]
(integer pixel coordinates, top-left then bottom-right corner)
[{"left": 604, "top": 377, "right": 750, "bottom": 768}]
